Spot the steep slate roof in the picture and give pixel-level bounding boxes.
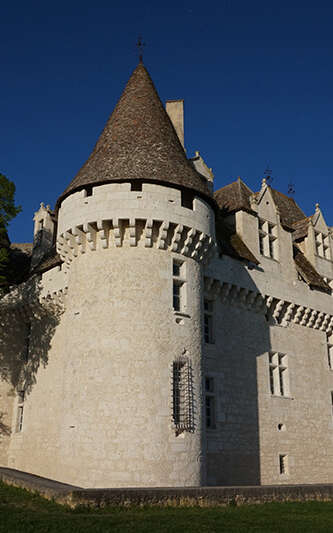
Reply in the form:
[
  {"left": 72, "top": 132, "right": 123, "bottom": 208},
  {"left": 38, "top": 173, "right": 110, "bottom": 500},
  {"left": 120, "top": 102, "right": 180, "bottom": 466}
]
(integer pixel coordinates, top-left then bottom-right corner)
[
  {"left": 32, "top": 246, "right": 62, "bottom": 274},
  {"left": 291, "top": 217, "right": 312, "bottom": 241},
  {"left": 269, "top": 188, "right": 306, "bottom": 228},
  {"left": 293, "top": 245, "right": 330, "bottom": 292},
  {"left": 214, "top": 179, "right": 254, "bottom": 214},
  {"left": 215, "top": 215, "right": 259, "bottom": 265},
  {"left": 10, "top": 243, "right": 33, "bottom": 255},
  {"left": 58, "top": 63, "right": 211, "bottom": 205}
]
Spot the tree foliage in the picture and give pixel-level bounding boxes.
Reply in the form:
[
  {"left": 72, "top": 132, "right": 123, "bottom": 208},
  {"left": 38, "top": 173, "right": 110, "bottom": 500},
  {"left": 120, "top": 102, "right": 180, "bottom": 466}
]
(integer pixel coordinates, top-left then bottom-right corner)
[
  {"left": 0, "top": 174, "right": 21, "bottom": 228},
  {"left": 0, "top": 174, "right": 22, "bottom": 288}
]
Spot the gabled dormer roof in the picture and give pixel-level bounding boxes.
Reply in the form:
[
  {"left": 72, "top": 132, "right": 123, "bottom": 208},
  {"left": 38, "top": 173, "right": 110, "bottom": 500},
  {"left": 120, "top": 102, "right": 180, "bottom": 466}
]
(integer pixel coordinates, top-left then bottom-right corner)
[
  {"left": 293, "top": 245, "right": 330, "bottom": 292},
  {"left": 269, "top": 188, "right": 306, "bottom": 228},
  {"left": 58, "top": 63, "right": 211, "bottom": 205},
  {"left": 292, "top": 216, "right": 312, "bottom": 241},
  {"left": 214, "top": 178, "right": 254, "bottom": 214}
]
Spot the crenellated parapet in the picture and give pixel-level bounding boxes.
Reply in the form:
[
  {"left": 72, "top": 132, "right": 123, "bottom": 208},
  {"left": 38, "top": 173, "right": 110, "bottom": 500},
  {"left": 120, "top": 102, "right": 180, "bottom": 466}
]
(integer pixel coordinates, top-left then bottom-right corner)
[
  {"left": 204, "top": 277, "right": 333, "bottom": 334},
  {"left": 56, "top": 182, "right": 217, "bottom": 272}
]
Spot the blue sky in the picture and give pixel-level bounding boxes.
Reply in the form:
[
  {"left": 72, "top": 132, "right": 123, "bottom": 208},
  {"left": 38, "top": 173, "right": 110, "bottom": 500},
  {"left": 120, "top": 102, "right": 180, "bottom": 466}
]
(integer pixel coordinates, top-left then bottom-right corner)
[{"left": 1, "top": 0, "right": 333, "bottom": 242}]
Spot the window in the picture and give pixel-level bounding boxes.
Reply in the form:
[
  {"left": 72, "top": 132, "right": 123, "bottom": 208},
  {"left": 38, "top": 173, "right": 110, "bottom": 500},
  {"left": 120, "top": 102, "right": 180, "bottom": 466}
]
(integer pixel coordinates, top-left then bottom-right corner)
[
  {"left": 204, "top": 299, "right": 214, "bottom": 344},
  {"left": 172, "top": 358, "right": 194, "bottom": 434},
  {"left": 173, "top": 283, "right": 181, "bottom": 311},
  {"left": 181, "top": 190, "right": 194, "bottom": 210},
  {"left": 173, "top": 260, "right": 186, "bottom": 312},
  {"left": 315, "top": 231, "right": 331, "bottom": 260},
  {"left": 269, "top": 352, "right": 289, "bottom": 397},
  {"left": 279, "top": 454, "right": 288, "bottom": 475},
  {"left": 205, "top": 377, "right": 216, "bottom": 429},
  {"left": 258, "top": 218, "right": 278, "bottom": 259},
  {"left": 16, "top": 390, "right": 25, "bottom": 432},
  {"left": 327, "top": 336, "right": 333, "bottom": 369}
]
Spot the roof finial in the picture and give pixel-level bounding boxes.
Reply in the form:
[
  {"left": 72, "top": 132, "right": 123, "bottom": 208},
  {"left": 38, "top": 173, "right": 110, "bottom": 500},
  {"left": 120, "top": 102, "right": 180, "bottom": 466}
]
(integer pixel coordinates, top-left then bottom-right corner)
[
  {"left": 137, "top": 36, "right": 145, "bottom": 63},
  {"left": 315, "top": 202, "right": 320, "bottom": 212},
  {"left": 287, "top": 181, "right": 295, "bottom": 196},
  {"left": 263, "top": 164, "right": 273, "bottom": 185}
]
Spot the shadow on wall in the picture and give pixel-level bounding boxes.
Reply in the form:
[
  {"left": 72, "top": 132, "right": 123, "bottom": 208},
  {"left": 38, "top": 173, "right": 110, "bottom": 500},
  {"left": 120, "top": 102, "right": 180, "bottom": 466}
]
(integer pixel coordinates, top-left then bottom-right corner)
[
  {"left": 0, "top": 274, "right": 61, "bottom": 437},
  {"left": 205, "top": 252, "right": 272, "bottom": 486},
  {"left": 0, "top": 412, "right": 11, "bottom": 437}
]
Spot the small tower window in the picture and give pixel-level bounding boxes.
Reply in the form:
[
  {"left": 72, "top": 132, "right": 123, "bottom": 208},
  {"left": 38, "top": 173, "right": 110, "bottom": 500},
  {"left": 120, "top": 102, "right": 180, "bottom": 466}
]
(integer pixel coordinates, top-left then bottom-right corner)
[
  {"left": 181, "top": 190, "right": 194, "bottom": 210},
  {"left": 205, "top": 377, "right": 216, "bottom": 429},
  {"left": 279, "top": 454, "right": 288, "bottom": 475},
  {"left": 204, "top": 299, "right": 214, "bottom": 344},
  {"left": 173, "top": 260, "right": 186, "bottom": 312},
  {"left": 16, "top": 390, "right": 25, "bottom": 432},
  {"left": 327, "top": 335, "right": 333, "bottom": 370}
]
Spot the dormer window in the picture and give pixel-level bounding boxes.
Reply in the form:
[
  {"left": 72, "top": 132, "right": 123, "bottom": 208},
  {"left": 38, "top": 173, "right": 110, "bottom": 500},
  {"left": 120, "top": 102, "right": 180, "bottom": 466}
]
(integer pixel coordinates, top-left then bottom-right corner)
[
  {"left": 258, "top": 219, "right": 278, "bottom": 260},
  {"left": 315, "top": 231, "right": 331, "bottom": 260}
]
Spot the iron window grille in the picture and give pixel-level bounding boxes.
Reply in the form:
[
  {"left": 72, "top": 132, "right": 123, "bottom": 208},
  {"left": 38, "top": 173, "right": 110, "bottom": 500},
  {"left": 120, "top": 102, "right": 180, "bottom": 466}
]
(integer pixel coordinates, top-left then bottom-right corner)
[{"left": 172, "top": 357, "right": 194, "bottom": 434}]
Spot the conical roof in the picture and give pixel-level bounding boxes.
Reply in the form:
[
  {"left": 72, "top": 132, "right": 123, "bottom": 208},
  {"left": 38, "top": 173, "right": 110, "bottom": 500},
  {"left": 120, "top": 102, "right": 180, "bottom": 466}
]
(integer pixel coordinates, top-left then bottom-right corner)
[{"left": 58, "top": 63, "right": 211, "bottom": 204}]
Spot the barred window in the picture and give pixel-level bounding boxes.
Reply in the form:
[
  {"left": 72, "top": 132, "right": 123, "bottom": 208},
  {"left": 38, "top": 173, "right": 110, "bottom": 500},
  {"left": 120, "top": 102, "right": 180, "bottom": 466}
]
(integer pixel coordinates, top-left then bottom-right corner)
[{"left": 172, "top": 358, "right": 194, "bottom": 434}]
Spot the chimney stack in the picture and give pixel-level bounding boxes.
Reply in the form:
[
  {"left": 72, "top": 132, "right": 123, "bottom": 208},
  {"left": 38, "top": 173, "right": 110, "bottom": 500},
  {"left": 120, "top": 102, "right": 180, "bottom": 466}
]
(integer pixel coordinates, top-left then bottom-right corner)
[{"left": 166, "top": 100, "right": 184, "bottom": 148}]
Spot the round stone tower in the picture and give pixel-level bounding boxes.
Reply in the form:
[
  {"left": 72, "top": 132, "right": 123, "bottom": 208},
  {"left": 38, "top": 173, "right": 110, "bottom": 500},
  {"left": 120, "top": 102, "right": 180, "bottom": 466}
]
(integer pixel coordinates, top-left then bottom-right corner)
[{"left": 13, "top": 63, "right": 216, "bottom": 488}]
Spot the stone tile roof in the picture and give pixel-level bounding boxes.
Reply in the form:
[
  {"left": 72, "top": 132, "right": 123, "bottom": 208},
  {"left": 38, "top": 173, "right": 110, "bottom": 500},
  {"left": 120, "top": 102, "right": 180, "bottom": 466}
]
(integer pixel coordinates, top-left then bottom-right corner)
[
  {"left": 293, "top": 245, "right": 330, "bottom": 292},
  {"left": 270, "top": 188, "right": 306, "bottom": 228},
  {"left": 10, "top": 243, "right": 33, "bottom": 255},
  {"left": 214, "top": 179, "right": 254, "bottom": 214},
  {"left": 58, "top": 63, "right": 211, "bottom": 205},
  {"left": 291, "top": 217, "right": 312, "bottom": 241},
  {"left": 214, "top": 180, "right": 308, "bottom": 238},
  {"left": 216, "top": 216, "right": 259, "bottom": 264},
  {"left": 33, "top": 246, "right": 62, "bottom": 274}
]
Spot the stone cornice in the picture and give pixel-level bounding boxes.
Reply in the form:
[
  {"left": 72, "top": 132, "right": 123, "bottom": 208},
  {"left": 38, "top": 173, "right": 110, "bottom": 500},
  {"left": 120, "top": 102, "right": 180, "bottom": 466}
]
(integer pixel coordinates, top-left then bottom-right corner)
[{"left": 204, "top": 277, "right": 333, "bottom": 334}]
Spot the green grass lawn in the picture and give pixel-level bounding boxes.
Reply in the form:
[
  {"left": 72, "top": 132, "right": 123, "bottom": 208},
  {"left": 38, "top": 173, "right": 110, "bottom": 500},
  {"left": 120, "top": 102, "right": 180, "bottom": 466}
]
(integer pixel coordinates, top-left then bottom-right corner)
[{"left": 2, "top": 481, "right": 333, "bottom": 533}]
